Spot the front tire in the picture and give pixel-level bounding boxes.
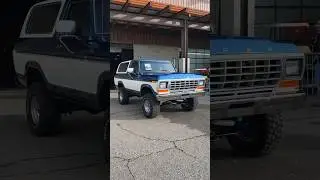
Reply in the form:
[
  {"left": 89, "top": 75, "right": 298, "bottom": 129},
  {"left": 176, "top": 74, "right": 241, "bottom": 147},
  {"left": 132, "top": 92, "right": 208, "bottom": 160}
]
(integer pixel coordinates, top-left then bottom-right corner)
[
  {"left": 142, "top": 93, "right": 160, "bottom": 118},
  {"left": 227, "top": 113, "right": 283, "bottom": 156},
  {"left": 26, "top": 82, "right": 61, "bottom": 136},
  {"left": 118, "top": 87, "right": 129, "bottom": 105},
  {"left": 181, "top": 98, "right": 198, "bottom": 111}
]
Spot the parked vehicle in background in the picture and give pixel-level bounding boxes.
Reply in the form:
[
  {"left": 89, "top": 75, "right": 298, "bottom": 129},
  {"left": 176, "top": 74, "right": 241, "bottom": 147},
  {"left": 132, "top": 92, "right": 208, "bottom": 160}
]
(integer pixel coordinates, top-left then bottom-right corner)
[
  {"left": 211, "top": 36, "right": 305, "bottom": 156},
  {"left": 114, "top": 59, "right": 206, "bottom": 118},
  {"left": 12, "top": 0, "right": 110, "bottom": 161}
]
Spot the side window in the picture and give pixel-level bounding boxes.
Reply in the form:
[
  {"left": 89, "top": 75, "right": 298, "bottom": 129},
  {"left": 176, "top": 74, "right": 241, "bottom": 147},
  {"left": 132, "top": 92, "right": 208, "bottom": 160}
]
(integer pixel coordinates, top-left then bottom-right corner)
[
  {"left": 66, "top": 0, "right": 91, "bottom": 37},
  {"left": 129, "top": 61, "right": 139, "bottom": 73},
  {"left": 118, "top": 62, "right": 129, "bottom": 73},
  {"left": 26, "top": 3, "right": 61, "bottom": 34}
]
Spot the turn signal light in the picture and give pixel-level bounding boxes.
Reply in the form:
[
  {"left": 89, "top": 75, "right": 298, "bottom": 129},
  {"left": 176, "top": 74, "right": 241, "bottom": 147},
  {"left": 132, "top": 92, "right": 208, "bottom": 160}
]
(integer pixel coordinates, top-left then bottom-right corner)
[
  {"left": 158, "top": 89, "right": 169, "bottom": 94},
  {"left": 279, "top": 80, "right": 299, "bottom": 88},
  {"left": 196, "top": 86, "right": 205, "bottom": 91}
]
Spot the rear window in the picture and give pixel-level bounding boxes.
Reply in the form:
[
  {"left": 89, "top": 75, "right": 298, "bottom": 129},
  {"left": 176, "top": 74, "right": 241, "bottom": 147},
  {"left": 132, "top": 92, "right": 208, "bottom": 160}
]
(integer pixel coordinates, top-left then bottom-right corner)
[{"left": 117, "top": 62, "right": 129, "bottom": 73}]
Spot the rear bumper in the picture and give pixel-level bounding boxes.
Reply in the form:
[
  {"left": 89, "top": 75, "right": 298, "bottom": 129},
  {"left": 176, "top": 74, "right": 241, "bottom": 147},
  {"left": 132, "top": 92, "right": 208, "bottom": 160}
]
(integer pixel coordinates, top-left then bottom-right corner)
[
  {"left": 211, "top": 92, "right": 304, "bottom": 119},
  {"left": 157, "top": 91, "right": 205, "bottom": 102}
]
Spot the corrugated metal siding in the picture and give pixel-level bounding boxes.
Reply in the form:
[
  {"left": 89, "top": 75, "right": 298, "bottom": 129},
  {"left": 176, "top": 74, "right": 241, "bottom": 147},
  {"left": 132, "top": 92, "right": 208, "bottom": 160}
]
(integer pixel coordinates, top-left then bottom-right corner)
[
  {"left": 276, "top": 9, "right": 301, "bottom": 23},
  {"left": 255, "top": 0, "right": 274, "bottom": 6},
  {"left": 110, "top": 24, "right": 209, "bottom": 49}
]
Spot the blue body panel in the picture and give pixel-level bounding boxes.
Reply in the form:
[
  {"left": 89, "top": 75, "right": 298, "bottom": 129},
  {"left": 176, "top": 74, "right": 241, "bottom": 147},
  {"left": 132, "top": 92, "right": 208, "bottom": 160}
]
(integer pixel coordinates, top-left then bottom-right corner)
[
  {"left": 210, "top": 36, "right": 299, "bottom": 55},
  {"left": 139, "top": 73, "right": 205, "bottom": 81}
]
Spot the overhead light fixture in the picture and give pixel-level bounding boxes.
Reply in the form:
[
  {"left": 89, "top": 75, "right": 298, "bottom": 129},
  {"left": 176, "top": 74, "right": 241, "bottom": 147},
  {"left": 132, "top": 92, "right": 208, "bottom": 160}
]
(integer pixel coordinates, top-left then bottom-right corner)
[
  {"left": 201, "top": 26, "right": 210, "bottom": 30},
  {"left": 150, "top": 18, "right": 161, "bottom": 23},
  {"left": 132, "top": 16, "right": 145, "bottom": 21},
  {"left": 189, "top": 24, "right": 198, "bottom": 28},
  {"left": 113, "top": 14, "right": 127, "bottom": 18}
]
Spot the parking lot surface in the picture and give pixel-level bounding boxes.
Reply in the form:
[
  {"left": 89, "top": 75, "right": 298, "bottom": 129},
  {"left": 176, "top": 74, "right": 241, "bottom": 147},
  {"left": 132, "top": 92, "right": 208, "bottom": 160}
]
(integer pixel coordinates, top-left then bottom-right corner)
[
  {"left": 213, "top": 107, "right": 320, "bottom": 180},
  {"left": 0, "top": 90, "right": 107, "bottom": 180},
  {"left": 110, "top": 92, "right": 210, "bottom": 180}
]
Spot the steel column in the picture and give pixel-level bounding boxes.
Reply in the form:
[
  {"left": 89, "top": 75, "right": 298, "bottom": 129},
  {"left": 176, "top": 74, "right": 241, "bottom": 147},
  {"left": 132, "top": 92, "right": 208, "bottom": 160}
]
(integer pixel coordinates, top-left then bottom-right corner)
[{"left": 181, "top": 19, "right": 189, "bottom": 73}]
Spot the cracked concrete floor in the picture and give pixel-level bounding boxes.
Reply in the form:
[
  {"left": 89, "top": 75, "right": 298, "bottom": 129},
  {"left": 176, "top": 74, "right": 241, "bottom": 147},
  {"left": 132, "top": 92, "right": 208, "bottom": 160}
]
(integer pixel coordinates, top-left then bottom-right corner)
[{"left": 110, "top": 92, "right": 210, "bottom": 180}]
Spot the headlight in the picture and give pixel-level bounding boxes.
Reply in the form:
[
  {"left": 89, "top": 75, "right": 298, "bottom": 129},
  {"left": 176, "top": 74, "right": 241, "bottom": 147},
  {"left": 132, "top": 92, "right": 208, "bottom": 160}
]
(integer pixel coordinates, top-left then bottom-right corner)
[
  {"left": 286, "top": 59, "right": 301, "bottom": 76},
  {"left": 198, "top": 80, "right": 205, "bottom": 86},
  {"left": 159, "top": 82, "right": 168, "bottom": 89}
]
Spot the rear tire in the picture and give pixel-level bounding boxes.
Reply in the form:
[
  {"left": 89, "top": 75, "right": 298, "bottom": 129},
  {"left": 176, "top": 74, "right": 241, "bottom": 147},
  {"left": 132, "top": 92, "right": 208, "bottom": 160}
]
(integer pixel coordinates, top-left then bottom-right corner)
[
  {"left": 142, "top": 93, "right": 160, "bottom": 118},
  {"left": 26, "top": 82, "right": 61, "bottom": 136},
  {"left": 181, "top": 98, "right": 198, "bottom": 111},
  {"left": 227, "top": 113, "right": 283, "bottom": 156},
  {"left": 118, "top": 87, "right": 129, "bottom": 105}
]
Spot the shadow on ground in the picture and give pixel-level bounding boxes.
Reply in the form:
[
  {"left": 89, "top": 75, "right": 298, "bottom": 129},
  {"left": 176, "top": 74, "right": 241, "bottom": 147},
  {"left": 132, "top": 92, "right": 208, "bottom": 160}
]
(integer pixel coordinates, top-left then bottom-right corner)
[
  {"left": 0, "top": 112, "right": 108, "bottom": 180},
  {"left": 110, "top": 97, "right": 210, "bottom": 135}
]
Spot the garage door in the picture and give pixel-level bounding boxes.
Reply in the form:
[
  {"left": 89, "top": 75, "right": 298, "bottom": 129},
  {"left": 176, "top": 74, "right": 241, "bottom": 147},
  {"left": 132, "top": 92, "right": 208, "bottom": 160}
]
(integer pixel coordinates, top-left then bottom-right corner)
[{"left": 133, "top": 44, "right": 180, "bottom": 60}]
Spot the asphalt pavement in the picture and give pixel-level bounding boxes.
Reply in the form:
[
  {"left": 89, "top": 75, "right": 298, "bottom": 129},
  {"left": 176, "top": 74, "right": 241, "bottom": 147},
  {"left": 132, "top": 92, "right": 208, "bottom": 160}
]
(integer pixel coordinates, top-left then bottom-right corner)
[
  {"left": 212, "top": 107, "right": 320, "bottom": 180},
  {"left": 110, "top": 92, "right": 210, "bottom": 180},
  {"left": 0, "top": 91, "right": 108, "bottom": 180},
  {"left": 2, "top": 89, "right": 320, "bottom": 180}
]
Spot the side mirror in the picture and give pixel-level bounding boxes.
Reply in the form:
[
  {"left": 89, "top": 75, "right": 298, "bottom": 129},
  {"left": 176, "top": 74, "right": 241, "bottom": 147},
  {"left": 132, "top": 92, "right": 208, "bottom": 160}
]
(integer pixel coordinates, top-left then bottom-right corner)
[
  {"left": 56, "top": 20, "right": 76, "bottom": 33},
  {"left": 127, "top": 68, "right": 134, "bottom": 73}
]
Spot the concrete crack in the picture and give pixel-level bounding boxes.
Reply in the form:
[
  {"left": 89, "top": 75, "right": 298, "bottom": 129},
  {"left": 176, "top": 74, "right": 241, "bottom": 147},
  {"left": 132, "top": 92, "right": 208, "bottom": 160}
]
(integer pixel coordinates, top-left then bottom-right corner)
[
  {"left": 126, "top": 160, "right": 135, "bottom": 180},
  {"left": 115, "top": 123, "right": 210, "bottom": 161},
  {"left": 116, "top": 123, "right": 207, "bottom": 143},
  {"left": 173, "top": 141, "right": 197, "bottom": 159}
]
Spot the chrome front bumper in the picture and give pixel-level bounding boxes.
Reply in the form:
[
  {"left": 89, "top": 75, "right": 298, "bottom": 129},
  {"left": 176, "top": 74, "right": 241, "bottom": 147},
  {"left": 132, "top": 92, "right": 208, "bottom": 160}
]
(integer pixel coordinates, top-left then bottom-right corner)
[
  {"left": 156, "top": 91, "right": 206, "bottom": 103},
  {"left": 211, "top": 92, "right": 305, "bottom": 119}
]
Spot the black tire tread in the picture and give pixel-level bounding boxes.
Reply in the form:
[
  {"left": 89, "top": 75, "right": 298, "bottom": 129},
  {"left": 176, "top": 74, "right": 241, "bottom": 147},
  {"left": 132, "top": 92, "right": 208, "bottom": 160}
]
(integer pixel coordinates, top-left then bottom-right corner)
[
  {"left": 227, "top": 113, "right": 283, "bottom": 156},
  {"left": 142, "top": 93, "right": 160, "bottom": 118},
  {"left": 26, "top": 82, "right": 61, "bottom": 136}
]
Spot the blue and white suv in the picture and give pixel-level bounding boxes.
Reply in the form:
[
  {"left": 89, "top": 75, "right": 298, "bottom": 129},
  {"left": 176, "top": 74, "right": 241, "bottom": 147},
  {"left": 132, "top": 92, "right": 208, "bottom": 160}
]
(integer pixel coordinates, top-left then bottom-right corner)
[{"left": 114, "top": 59, "right": 206, "bottom": 118}]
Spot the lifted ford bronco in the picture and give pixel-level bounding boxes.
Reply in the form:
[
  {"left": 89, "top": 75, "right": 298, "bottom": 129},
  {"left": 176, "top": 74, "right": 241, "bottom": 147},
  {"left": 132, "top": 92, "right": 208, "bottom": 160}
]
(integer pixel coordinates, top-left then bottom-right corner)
[
  {"left": 114, "top": 59, "right": 206, "bottom": 118},
  {"left": 13, "top": 0, "right": 109, "bottom": 160},
  {"left": 211, "top": 37, "right": 305, "bottom": 156}
]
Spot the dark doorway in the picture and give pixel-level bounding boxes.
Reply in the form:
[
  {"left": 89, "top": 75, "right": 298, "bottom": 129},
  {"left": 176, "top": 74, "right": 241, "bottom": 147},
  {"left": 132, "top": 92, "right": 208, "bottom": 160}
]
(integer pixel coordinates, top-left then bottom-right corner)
[{"left": 0, "top": 0, "right": 37, "bottom": 89}]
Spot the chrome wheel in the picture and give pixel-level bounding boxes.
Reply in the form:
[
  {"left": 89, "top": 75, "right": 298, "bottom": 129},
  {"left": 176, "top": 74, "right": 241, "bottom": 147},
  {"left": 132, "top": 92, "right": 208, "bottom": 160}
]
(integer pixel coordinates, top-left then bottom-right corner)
[
  {"left": 143, "top": 99, "right": 151, "bottom": 114},
  {"left": 30, "top": 96, "right": 40, "bottom": 126}
]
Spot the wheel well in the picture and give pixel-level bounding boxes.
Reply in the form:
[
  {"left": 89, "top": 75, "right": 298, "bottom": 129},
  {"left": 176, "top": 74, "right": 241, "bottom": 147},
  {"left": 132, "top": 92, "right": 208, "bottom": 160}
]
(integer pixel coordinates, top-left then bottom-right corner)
[
  {"left": 117, "top": 82, "right": 124, "bottom": 88},
  {"left": 141, "top": 86, "right": 153, "bottom": 96},
  {"left": 26, "top": 68, "right": 45, "bottom": 87}
]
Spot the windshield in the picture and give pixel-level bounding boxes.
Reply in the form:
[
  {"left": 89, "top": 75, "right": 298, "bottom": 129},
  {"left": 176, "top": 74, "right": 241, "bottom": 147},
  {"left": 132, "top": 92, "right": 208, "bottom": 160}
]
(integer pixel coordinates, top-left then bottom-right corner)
[{"left": 140, "top": 61, "right": 176, "bottom": 73}]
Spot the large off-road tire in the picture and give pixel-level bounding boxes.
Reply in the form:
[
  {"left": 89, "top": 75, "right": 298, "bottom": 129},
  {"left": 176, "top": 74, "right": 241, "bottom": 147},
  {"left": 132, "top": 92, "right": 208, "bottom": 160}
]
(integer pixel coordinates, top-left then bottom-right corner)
[
  {"left": 181, "top": 98, "right": 198, "bottom": 111},
  {"left": 118, "top": 87, "right": 129, "bottom": 105},
  {"left": 142, "top": 93, "right": 160, "bottom": 118},
  {"left": 227, "top": 113, "right": 283, "bottom": 156},
  {"left": 26, "top": 82, "right": 61, "bottom": 136}
]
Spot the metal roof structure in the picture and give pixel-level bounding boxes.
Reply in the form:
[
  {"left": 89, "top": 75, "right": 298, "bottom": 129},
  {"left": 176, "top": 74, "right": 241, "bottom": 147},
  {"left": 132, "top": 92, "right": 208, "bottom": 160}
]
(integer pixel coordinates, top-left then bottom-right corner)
[{"left": 110, "top": 0, "right": 211, "bottom": 31}]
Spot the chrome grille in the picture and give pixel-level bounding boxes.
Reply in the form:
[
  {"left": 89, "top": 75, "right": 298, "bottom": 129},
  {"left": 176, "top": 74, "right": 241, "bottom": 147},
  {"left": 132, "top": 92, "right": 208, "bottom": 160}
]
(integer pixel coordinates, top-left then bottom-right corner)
[
  {"left": 210, "top": 59, "right": 282, "bottom": 91},
  {"left": 169, "top": 80, "right": 198, "bottom": 91}
]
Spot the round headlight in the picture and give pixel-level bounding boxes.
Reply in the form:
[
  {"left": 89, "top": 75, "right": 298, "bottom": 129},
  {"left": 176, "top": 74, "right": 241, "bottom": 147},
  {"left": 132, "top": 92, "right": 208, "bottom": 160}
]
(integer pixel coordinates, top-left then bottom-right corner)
[
  {"left": 286, "top": 60, "right": 300, "bottom": 76},
  {"left": 159, "top": 82, "right": 168, "bottom": 89},
  {"left": 198, "top": 80, "right": 205, "bottom": 86}
]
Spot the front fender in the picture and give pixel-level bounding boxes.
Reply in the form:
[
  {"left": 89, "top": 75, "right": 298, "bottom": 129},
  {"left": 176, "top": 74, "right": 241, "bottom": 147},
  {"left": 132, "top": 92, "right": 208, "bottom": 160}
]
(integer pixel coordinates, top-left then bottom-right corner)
[{"left": 140, "top": 84, "right": 157, "bottom": 96}]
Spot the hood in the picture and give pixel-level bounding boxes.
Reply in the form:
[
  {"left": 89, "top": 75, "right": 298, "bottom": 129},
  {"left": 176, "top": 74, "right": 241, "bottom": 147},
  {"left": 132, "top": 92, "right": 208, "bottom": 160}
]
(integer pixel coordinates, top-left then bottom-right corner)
[
  {"left": 210, "top": 36, "right": 299, "bottom": 55},
  {"left": 158, "top": 73, "right": 205, "bottom": 80},
  {"left": 140, "top": 73, "right": 205, "bottom": 81}
]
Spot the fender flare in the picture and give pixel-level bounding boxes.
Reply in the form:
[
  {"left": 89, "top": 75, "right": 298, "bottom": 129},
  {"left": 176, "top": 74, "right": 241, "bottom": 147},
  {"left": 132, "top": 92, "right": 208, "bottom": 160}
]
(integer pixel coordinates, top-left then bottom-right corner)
[
  {"left": 140, "top": 84, "right": 157, "bottom": 96},
  {"left": 24, "top": 61, "right": 48, "bottom": 84}
]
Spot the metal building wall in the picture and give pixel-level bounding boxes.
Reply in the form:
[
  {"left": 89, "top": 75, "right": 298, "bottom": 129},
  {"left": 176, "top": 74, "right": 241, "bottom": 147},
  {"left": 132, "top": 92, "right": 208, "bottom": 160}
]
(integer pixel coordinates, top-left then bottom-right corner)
[
  {"left": 255, "top": 0, "right": 320, "bottom": 38},
  {"left": 110, "top": 24, "right": 209, "bottom": 49}
]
